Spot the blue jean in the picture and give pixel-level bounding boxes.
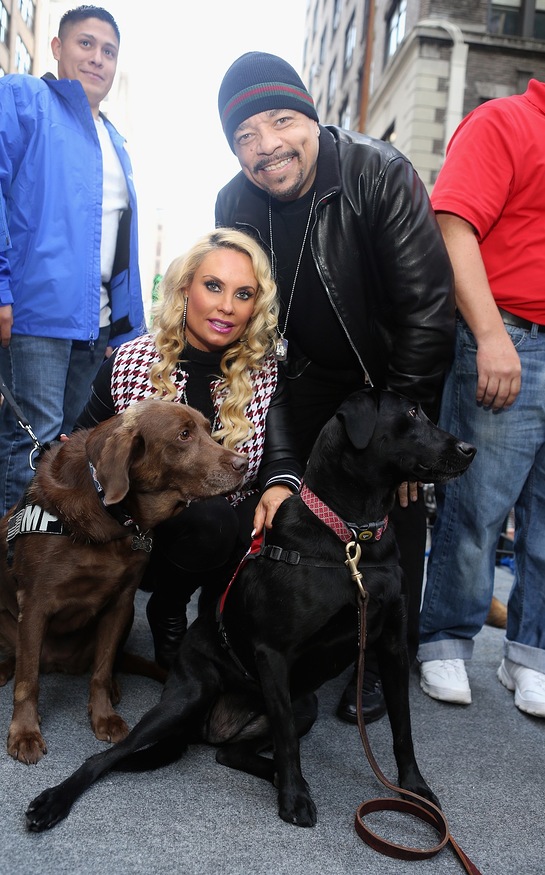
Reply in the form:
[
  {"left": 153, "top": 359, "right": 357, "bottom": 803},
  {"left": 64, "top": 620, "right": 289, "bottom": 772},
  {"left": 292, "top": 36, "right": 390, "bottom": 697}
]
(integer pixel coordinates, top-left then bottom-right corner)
[
  {"left": 419, "top": 317, "right": 545, "bottom": 673},
  {"left": 0, "top": 329, "right": 109, "bottom": 516}
]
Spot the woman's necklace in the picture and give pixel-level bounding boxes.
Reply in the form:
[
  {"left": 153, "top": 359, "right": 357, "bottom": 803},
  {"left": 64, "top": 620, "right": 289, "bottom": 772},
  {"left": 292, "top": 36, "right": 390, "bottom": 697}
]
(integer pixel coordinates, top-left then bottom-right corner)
[
  {"left": 177, "top": 349, "right": 223, "bottom": 434},
  {"left": 268, "top": 190, "right": 316, "bottom": 361},
  {"left": 180, "top": 382, "right": 222, "bottom": 434}
]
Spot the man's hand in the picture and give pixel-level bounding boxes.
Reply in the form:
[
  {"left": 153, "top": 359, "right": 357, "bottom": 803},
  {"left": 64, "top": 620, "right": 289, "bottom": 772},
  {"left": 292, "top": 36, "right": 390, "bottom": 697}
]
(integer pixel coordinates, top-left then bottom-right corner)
[
  {"left": 397, "top": 481, "right": 419, "bottom": 507},
  {"left": 435, "top": 213, "right": 522, "bottom": 411},
  {"left": 475, "top": 332, "right": 521, "bottom": 410},
  {"left": 253, "top": 485, "right": 293, "bottom": 535},
  {"left": 0, "top": 304, "right": 13, "bottom": 348}
]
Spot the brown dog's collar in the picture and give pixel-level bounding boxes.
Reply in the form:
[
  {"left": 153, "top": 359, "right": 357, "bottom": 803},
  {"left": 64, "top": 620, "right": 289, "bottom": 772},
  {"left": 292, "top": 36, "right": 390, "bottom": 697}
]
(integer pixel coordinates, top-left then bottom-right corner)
[
  {"left": 299, "top": 484, "right": 388, "bottom": 544},
  {"left": 87, "top": 461, "right": 153, "bottom": 552}
]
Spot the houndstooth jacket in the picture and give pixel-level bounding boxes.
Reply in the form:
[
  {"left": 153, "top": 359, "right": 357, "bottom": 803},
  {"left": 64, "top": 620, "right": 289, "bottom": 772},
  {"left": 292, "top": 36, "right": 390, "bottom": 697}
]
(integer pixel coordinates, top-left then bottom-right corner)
[{"left": 110, "top": 334, "right": 298, "bottom": 505}]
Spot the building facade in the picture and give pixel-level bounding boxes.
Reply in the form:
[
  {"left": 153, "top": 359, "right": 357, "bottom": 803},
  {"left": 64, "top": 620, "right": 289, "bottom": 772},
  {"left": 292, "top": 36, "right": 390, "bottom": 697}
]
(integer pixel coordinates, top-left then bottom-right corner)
[
  {"left": 303, "top": 0, "right": 545, "bottom": 188},
  {"left": 0, "top": 0, "right": 42, "bottom": 76}
]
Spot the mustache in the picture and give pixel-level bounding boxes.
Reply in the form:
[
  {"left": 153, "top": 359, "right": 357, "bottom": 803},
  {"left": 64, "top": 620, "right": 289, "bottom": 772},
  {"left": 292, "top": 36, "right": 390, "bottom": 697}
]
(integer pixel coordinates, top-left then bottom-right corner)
[{"left": 253, "top": 151, "right": 297, "bottom": 173}]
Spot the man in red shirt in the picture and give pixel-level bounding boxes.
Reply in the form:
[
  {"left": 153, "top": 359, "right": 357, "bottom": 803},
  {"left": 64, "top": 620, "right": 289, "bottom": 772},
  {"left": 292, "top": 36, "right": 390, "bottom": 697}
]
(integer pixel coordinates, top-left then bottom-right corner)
[{"left": 419, "top": 80, "right": 545, "bottom": 718}]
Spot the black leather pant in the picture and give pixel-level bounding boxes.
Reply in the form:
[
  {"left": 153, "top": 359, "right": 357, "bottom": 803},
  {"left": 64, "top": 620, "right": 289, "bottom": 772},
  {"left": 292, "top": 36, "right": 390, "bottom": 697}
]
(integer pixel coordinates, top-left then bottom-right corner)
[{"left": 142, "top": 492, "right": 260, "bottom": 611}]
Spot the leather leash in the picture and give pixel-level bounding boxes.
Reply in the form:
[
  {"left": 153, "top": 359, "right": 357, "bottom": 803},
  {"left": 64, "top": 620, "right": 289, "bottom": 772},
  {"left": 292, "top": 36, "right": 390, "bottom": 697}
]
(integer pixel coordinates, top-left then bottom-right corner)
[{"left": 345, "top": 542, "right": 483, "bottom": 874}]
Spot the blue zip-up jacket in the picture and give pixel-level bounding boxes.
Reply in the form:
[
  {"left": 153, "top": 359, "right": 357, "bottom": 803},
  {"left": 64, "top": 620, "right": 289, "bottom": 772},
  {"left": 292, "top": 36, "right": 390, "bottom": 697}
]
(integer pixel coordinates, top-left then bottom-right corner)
[{"left": 0, "top": 73, "right": 145, "bottom": 346}]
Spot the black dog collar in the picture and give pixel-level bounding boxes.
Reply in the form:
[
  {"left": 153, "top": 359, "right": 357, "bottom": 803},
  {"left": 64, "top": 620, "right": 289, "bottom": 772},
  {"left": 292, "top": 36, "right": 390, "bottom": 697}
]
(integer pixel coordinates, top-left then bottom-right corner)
[{"left": 86, "top": 461, "right": 153, "bottom": 552}]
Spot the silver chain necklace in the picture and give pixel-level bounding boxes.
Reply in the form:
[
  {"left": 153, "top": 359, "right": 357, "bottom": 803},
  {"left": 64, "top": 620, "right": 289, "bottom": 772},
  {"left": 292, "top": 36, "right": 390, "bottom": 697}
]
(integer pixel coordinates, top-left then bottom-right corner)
[
  {"left": 268, "top": 190, "right": 316, "bottom": 361},
  {"left": 178, "top": 372, "right": 222, "bottom": 434}
]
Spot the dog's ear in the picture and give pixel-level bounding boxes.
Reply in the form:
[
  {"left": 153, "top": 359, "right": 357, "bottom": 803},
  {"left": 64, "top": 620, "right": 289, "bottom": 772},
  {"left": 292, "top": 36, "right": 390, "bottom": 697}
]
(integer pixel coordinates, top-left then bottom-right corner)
[
  {"left": 87, "top": 425, "right": 141, "bottom": 506},
  {"left": 336, "top": 390, "right": 378, "bottom": 450}
]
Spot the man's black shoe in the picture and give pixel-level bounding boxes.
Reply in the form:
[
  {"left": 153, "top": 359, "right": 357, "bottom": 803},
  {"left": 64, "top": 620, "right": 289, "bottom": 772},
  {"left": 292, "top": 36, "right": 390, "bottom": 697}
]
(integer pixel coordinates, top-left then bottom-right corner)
[{"left": 336, "top": 671, "right": 386, "bottom": 724}]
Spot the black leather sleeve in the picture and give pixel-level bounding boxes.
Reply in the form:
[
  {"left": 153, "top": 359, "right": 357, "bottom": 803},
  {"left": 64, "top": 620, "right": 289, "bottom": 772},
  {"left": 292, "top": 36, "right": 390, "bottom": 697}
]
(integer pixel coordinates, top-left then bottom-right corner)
[
  {"left": 333, "top": 132, "right": 455, "bottom": 417},
  {"left": 257, "top": 371, "right": 303, "bottom": 494},
  {"left": 73, "top": 351, "right": 117, "bottom": 430}
]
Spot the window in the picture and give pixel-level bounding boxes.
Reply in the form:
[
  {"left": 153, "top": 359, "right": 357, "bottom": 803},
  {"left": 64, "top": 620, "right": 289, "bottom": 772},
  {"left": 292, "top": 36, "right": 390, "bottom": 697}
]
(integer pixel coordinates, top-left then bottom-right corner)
[
  {"left": 333, "top": 0, "right": 342, "bottom": 33},
  {"left": 344, "top": 13, "right": 357, "bottom": 70},
  {"left": 328, "top": 61, "right": 337, "bottom": 109},
  {"left": 386, "top": 0, "right": 407, "bottom": 61},
  {"left": 339, "top": 98, "right": 351, "bottom": 130},
  {"left": 489, "top": 0, "right": 545, "bottom": 38},
  {"left": 536, "top": 0, "right": 545, "bottom": 37},
  {"left": 0, "top": 2, "right": 9, "bottom": 46},
  {"left": 489, "top": 0, "right": 522, "bottom": 34},
  {"left": 319, "top": 26, "right": 327, "bottom": 67},
  {"left": 18, "top": 0, "right": 34, "bottom": 31},
  {"left": 16, "top": 34, "right": 31, "bottom": 74}
]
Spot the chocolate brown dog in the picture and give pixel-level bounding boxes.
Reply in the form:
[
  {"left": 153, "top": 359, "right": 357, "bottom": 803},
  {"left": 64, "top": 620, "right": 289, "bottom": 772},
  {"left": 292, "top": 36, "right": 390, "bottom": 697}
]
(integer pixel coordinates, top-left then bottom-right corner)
[
  {"left": 0, "top": 397, "right": 247, "bottom": 764},
  {"left": 26, "top": 389, "right": 475, "bottom": 831}
]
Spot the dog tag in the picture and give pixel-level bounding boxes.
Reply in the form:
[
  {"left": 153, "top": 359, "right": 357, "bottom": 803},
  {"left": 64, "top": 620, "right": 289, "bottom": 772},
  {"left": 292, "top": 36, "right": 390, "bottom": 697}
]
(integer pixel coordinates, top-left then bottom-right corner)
[
  {"left": 275, "top": 337, "right": 288, "bottom": 361},
  {"left": 131, "top": 532, "right": 153, "bottom": 552}
]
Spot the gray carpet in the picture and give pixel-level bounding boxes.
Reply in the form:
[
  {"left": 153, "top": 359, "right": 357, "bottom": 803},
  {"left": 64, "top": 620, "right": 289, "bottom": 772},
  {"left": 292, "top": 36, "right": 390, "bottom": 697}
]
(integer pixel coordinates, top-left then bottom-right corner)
[{"left": 1, "top": 566, "right": 543, "bottom": 875}]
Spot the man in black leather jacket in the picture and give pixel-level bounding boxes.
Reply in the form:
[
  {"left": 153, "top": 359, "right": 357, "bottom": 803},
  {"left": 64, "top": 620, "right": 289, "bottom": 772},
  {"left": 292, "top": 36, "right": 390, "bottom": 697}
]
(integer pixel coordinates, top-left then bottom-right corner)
[{"left": 215, "top": 52, "right": 455, "bottom": 724}]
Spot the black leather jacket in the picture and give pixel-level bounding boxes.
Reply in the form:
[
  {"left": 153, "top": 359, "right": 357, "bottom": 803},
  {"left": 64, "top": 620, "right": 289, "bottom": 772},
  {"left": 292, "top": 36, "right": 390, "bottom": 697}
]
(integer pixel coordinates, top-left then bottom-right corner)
[{"left": 215, "top": 126, "right": 455, "bottom": 415}]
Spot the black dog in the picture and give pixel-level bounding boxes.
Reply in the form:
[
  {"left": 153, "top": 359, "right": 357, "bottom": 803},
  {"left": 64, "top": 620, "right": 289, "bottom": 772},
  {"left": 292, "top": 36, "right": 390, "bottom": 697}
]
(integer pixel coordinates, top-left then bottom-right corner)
[{"left": 26, "top": 389, "right": 476, "bottom": 831}]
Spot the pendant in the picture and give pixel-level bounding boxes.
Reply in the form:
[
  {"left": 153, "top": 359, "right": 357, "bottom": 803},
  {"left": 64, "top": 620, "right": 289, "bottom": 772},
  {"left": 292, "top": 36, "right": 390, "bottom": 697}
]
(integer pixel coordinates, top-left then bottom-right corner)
[
  {"left": 275, "top": 337, "right": 288, "bottom": 361},
  {"left": 131, "top": 531, "right": 153, "bottom": 552}
]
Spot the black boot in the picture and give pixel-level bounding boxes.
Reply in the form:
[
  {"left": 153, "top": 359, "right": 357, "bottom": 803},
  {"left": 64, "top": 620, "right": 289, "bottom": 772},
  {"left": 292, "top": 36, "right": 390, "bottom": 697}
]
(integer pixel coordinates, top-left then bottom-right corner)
[
  {"left": 336, "top": 666, "right": 386, "bottom": 725},
  {"left": 145, "top": 590, "right": 189, "bottom": 670},
  {"left": 143, "top": 550, "right": 196, "bottom": 669}
]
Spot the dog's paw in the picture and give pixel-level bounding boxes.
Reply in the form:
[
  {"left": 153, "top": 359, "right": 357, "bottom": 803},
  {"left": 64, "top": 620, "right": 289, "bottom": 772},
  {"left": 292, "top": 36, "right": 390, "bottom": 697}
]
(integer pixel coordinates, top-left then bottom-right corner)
[
  {"left": 278, "top": 789, "right": 317, "bottom": 827},
  {"left": 7, "top": 729, "right": 47, "bottom": 765},
  {"left": 399, "top": 767, "right": 441, "bottom": 810},
  {"left": 91, "top": 713, "right": 130, "bottom": 743},
  {"left": 407, "top": 784, "right": 441, "bottom": 811},
  {"left": 26, "top": 786, "right": 72, "bottom": 831}
]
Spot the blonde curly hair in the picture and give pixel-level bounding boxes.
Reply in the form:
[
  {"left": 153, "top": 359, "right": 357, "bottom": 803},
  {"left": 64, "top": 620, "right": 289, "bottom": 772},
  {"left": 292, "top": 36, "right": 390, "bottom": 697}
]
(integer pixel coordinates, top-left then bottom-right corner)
[{"left": 149, "top": 229, "right": 279, "bottom": 449}]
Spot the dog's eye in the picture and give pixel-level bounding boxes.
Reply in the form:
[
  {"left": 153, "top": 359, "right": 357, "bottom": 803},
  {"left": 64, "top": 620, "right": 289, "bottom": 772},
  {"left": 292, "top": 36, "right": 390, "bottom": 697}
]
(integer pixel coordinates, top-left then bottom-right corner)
[
  {"left": 408, "top": 407, "right": 418, "bottom": 418},
  {"left": 179, "top": 429, "right": 192, "bottom": 441}
]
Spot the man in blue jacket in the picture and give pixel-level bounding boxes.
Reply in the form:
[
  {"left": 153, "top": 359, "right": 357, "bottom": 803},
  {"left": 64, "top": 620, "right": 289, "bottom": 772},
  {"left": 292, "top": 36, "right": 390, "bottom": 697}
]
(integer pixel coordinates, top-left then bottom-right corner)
[{"left": 0, "top": 5, "right": 144, "bottom": 516}]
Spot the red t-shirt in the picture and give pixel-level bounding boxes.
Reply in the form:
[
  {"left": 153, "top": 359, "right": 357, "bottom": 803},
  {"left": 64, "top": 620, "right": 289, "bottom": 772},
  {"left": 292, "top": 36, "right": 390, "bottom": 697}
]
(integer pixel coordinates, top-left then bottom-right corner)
[{"left": 431, "top": 79, "right": 545, "bottom": 324}]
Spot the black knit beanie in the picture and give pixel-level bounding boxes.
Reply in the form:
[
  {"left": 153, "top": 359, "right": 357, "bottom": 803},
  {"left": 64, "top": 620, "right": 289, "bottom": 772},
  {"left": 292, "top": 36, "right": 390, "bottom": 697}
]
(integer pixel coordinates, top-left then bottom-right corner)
[{"left": 218, "top": 52, "right": 319, "bottom": 151}]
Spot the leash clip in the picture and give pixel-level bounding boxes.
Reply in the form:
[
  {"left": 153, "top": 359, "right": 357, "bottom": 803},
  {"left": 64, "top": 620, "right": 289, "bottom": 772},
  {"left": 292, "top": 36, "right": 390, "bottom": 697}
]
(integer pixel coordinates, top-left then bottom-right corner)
[
  {"left": 345, "top": 540, "right": 367, "bottom": 599},
  {"left": 22, "top": 423, "right": 44, "bottom": 472},
  {"left": 0, "top": 374, "right": 45, "bottom": 471}
]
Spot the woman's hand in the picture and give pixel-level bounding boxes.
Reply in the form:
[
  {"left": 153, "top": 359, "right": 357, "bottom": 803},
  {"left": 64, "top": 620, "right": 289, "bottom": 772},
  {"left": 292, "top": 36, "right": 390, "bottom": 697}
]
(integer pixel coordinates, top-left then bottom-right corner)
[{"left": 253, "top": 485, "right": 294, "bottom": 535}]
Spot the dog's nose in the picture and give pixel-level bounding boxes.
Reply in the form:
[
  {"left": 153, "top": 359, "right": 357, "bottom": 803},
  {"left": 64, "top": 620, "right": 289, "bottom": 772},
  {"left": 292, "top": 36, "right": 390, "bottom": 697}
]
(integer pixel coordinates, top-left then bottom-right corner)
[
  {"left": 231, "top": 454, "right": 249, "bottom": 473},
  {"left": 456, "top": 442, "right": 477, "bottom": 461}
]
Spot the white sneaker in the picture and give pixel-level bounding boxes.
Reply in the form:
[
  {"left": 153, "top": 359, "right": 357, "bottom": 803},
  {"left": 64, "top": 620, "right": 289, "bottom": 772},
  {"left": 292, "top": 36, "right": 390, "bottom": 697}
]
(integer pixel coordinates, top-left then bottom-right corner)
[
  {"left": 497, "top": 658, "right": 545, "bottom": 717},
  {"left": 420, "top": 659, "right": 472, "bottom": 704}
]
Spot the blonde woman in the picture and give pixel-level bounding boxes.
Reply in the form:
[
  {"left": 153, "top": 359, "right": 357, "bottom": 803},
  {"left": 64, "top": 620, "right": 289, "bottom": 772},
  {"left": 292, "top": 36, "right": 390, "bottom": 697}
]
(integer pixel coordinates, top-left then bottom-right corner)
[{"left": 75, "top": 229, "right": 302, "bottom": 667}]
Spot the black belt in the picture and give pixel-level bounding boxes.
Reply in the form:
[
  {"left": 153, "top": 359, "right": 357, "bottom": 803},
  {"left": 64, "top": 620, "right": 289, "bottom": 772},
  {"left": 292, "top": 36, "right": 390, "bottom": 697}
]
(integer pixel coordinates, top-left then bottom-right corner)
[{"left": 499, "top": 307, "right": 545, "bottom": 333}]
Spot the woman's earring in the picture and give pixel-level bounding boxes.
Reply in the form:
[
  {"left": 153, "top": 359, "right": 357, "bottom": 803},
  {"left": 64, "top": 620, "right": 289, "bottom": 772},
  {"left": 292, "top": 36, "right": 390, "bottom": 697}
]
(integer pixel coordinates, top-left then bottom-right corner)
[{"left": 182, "top": 296, "right": 188, "bottom": 331}]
